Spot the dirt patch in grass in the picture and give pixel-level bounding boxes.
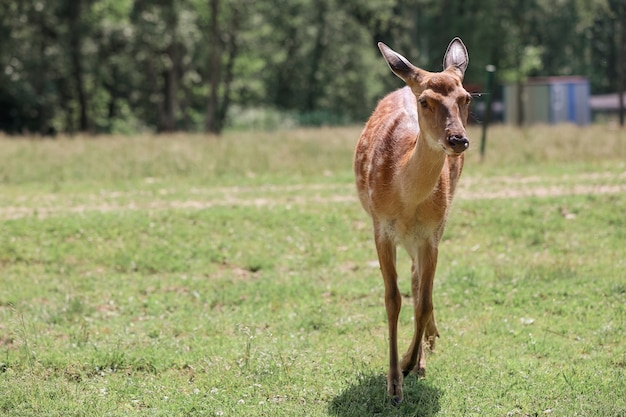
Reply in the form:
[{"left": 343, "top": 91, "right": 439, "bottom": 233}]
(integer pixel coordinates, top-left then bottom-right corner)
[{"left": 1, "top": 172, "right": 625, "bottom": 220}]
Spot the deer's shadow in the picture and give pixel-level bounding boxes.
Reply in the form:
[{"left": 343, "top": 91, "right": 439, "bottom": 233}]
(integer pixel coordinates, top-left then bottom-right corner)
[{"left": 328, "top": 373, "right": 442, "bottom": 417}]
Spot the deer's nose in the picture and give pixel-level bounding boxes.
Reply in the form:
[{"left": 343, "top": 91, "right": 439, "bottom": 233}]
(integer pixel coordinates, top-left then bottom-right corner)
[{"left": 448, "top": 135, "right": 469, "bottom": 153}]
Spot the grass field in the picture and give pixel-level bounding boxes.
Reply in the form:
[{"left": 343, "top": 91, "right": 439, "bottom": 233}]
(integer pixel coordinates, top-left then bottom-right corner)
[{"left": 0, "top": 125, "right": 625, "bottom": 416}]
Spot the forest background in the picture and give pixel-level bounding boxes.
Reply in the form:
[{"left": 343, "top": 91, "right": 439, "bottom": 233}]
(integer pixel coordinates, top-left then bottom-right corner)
[{"left": 0, "top": 0, "right": 624, "bottom": 135}]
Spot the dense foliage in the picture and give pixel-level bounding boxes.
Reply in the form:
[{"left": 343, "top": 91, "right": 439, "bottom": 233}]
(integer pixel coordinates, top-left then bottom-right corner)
[{"left": 0, "top": 0, "right": 622, "bottom": 134}]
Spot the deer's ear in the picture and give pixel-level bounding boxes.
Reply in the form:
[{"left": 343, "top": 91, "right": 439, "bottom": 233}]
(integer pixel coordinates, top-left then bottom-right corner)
[
  {"left": 378, "top": 42, "right": 423, "bottom": 84},
  {"left": 443, "top": 37, "right": 469, "bottom": 79}
]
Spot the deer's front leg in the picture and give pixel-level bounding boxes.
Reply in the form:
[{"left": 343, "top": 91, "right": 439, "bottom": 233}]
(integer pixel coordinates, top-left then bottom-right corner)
[
  {"left": 401, "top": 243, "right": 438, "bottom": 377},
  {"left": 374, "top": 231, "right": 402, "bottom": 403}
]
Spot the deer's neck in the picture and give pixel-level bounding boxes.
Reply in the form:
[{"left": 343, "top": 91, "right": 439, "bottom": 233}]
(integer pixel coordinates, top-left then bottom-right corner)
[{"left": 398, "top": 132, "right": 447, "bottom": 207}]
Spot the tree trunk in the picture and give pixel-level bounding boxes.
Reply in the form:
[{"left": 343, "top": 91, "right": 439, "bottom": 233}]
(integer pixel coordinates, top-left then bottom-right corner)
[
  {"left": 304, "top": 2, "right": 326, "bottom": 112},
  {"left": 215, "top": 5, "right": 242, "bottom": 131},
  {"left": 146, "top": 56, "right": 165, "bottom": 130},
  {"left": 162, "top": 42, "right": 180, "bottom": 132},
  {"left": 162, "top": 7, "right": 180, "bottom": 133},
  {"left": 106, "top": 66, "right": 118, "bottom": 121},
  {"left": 617, "top": 0, "right": 626, "bottom": 127},
  {"left": 68, "top": 0, "right": 90, "bottom": 132},
  {"left": 35, "top": 12, "right": 51, "bottom": 135},
  {"left": 205, "top": 0, "right": 221, "bottom": 134}
]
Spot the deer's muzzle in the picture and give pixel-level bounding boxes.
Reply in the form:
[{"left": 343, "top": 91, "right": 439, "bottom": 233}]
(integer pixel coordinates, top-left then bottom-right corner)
[{"left": 448, "top": 135, "right": 469, "bottom": 153}]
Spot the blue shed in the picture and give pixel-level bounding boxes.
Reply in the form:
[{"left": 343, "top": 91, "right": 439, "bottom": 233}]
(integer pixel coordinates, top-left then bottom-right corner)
[{"left": 504, "top": 76, "right": 591, "bottom": 125}]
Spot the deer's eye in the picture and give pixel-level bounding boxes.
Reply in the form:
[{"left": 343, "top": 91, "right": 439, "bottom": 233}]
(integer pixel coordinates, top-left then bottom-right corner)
[
  {"left": 418, "top": 97, "right": 428, "bottom": 108},
  {"left": 464, "top": 95, "right": 472, "bottom": 105}
]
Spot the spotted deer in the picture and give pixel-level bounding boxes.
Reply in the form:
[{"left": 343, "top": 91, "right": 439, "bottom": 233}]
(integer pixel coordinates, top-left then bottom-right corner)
[{"left": 354, "top": 38, "right": 471, "bottom": 403}]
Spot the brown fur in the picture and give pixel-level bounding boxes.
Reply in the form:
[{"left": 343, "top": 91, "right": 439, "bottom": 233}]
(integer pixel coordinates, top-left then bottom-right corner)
[{"left": 354, "top": 40, "right": 470, "bottom": 403}]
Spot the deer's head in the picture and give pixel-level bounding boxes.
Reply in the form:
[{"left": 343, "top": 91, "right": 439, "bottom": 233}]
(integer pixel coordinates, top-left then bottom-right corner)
[{"left": 378, "top": 38, "right": 471, "bottom": 156}]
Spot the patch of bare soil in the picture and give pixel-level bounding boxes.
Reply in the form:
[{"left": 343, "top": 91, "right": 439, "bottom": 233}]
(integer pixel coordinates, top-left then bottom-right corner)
[{"left": 1, "top": 172, "right": 624, "bottom": 220}]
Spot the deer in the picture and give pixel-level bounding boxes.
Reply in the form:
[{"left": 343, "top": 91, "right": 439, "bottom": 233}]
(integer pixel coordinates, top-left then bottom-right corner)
[{"left": 354, "top": 38, "right": 471, "bottom": 403}]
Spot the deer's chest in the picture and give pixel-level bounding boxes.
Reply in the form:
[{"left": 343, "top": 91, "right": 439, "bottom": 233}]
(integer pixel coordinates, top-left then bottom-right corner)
[{"left": 381, "top": 194, "right": 450, "bottom": 249}]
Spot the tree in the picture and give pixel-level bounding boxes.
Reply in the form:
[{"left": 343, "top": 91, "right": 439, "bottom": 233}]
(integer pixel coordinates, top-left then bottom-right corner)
[
  {"left": 130, "top": 0, "right": 189, "bottom": 132},
  {"left": 203, "top": 0, "right": 247, "bottom": 134},
  {"left": 0, "top": 0, "right": 623, "bottom": 135},
  {"left": 65, "top": 0, "right": 91, "bottom": 132},
  {"left": 618, "top": 0, "right": 626, "bottom": 126}
]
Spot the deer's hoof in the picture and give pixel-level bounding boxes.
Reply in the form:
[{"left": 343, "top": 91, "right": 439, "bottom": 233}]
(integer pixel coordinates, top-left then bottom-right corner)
[
  {"left": 387, "top": 375, "right": 403, "bottom": 405},
  {"left": 390, "top": 395, "right": 403, "bottom": 406}
]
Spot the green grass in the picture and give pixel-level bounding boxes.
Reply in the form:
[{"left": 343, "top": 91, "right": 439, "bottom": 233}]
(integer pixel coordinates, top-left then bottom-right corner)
[{"left": 0, "top": 125, "right": 625, "bottom": 416}]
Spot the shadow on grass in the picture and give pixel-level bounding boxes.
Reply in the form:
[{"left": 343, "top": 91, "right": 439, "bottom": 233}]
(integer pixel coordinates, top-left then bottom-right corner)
[{"left": 329, "top": 373, "right": 442, "bottom": 417}]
